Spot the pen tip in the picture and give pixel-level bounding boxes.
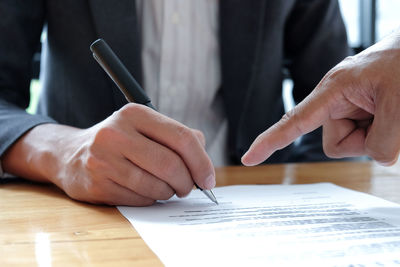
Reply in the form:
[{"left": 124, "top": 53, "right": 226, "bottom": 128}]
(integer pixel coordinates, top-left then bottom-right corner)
[{"left": 210, "top": 191, "right": 218, "bottom": 205}]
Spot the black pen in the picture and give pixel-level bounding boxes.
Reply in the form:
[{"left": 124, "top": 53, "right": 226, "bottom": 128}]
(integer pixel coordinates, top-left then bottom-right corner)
[{"left": 90, "top": 38, "right": 218, "bottom": 205}]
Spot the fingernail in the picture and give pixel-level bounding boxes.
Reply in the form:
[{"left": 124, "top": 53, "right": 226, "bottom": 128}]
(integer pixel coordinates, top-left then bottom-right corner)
[
  {"left": 241, "top": 152, "right": 254, "bottom": 166},
  {"left": 204, "top": 174, "right": 216, "bottom": 189}
]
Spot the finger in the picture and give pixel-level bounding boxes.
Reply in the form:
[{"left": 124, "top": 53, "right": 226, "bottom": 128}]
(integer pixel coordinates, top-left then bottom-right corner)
[
  {"left": 365, "top": 92, "right": 400, "bottom": 165},
  {"left": 192, "top": 129, "right": 206, "bottom": 147},
  {"left": 129, "top": 106, "right": 215, "bottom": 190},
  {"left": 241, "top": 93, "right": 331, "bottom": 166},
  {"left": 107, "top": 158, "right": 175, "bottom": 201},
  {"left": 118, "top": 130, "right": 195, "bottom": 197},
  {"left": 322, "top": 119, "right": 368, "bottom": 158},
  {"left": 84, "top": 179, "right": 155, "bottom": 206}
]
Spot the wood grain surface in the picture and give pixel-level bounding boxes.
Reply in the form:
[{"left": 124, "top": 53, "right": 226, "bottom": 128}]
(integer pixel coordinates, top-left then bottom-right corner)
[{"left": 1, "top": 161, "right": 399, "bottom": 266}]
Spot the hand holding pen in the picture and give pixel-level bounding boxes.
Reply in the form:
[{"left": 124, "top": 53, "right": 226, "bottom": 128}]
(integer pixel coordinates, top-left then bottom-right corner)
[{"left": 90, "top": 39, "right": 218, "bottom": 204}]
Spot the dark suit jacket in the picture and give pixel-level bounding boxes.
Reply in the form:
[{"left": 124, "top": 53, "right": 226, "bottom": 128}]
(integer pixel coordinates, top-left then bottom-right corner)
[{"left": 0, "top": 0, "right": 349, "bottom": 164}]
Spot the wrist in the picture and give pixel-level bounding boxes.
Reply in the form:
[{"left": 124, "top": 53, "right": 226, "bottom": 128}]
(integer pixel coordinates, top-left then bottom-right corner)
[{"left": 2, "top": 123, "right": 85, "bottom": 184}]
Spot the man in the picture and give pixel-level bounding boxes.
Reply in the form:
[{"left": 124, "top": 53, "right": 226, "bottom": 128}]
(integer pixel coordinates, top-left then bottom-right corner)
[
  {"left": 0, "top": 1, "right": 349, "bottom": 206},
  {"left": 242, "top": 30, "right": 400, "bottom": 167}
]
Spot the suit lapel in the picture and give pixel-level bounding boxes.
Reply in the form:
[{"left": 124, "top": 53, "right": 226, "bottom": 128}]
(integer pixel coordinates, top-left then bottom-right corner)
[
  {"left": 219, "top": 0, "right": 266, "bottom": 107},
  {"left": 88, "top": 0, "right": 143, "bottom": 108},
  {"left": 219, "top": 0, "right": 267, "bottom": 155}
]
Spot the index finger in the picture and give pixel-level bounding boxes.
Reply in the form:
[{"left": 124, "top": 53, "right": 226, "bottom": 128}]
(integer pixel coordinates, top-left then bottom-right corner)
[{"left": 241, "top": 92, "right": 330, "bottom": 166}]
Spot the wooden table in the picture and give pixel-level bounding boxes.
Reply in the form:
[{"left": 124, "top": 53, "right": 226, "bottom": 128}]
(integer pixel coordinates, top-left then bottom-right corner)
[{"left": 1, "top": 161, "right": 400, "bottom": 266}]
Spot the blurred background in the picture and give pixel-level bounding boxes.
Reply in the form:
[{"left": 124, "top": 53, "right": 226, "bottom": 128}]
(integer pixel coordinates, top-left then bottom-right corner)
[
  {"left": 27, "top": 0, "right": 400, "bottom": 114},
  {"left": 339, "top": 0, "right": 399, "bottom": 51}
]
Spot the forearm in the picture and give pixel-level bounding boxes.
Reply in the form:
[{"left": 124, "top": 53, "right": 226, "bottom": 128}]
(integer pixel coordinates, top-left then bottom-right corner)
[{"left": 2, "top": 123, "right": 85, "bottom": 184}]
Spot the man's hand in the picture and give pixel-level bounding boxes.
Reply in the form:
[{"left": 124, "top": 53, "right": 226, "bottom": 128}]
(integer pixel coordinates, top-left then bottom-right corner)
[
  {"left": 242, "top": 31, "right": 400, "bottom": 166},
  {"left": 3, "top": 103, "right": 215, "bottom": 206}
]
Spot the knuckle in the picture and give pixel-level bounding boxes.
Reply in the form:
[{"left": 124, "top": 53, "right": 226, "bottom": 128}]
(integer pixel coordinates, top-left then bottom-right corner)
[
  {"left": 118, "top": 103, "right": 149, "bottom": 119},
  {"left": 282, "top": 108, "right": 297, "bottom": 123},
  {"left": 178, "top": 177, "right": 194, "bottom": 197},
  {"left": 157, "top": 187, "right": 175, "bottom": 200},
  {"left": 341, "top": 55, "right": 355, "bottom": 65},
  {"left": 92, "top": 125, "right": 128, "bottom": 150},
  {"left": 281, "top": 108, "right": 304, "bottom": 136},
  {"left": 93, "top": 126, "right": 119, "bottom": 144},
  {"left": 127, "top": 169, "right": 175, "bottom": 201},
  {"left": 319, "top": 66, "right": 344, "bottom": 87},
  {"left": 128, "top": 168, "right": 146, "bottom": 189},
  {"left": 176, "top": 126, "right": 197, "bottom": 150},
  {"left": 178, "top": 185, "right": 193, "bottom": 198},
  {"left": 330, "top": 56, "right": 353, "bottom": 75},
  {"left": 367, "top": 147, "right": 399, "bottom": 165},
  {"left": 323, "top": 57, "right": 356, "bottom": 86},
  {"left": 162, "top": 155, "right": 182, "bottom": 178},
  {"left": 323, "top": 144, "right": 340, "bottom": 158},
  {"left": 193, "top": 129, "right": 206, "bottom": 146}
]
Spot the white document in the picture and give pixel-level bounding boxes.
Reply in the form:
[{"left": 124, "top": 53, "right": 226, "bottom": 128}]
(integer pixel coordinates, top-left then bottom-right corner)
[{"left": 118, "top": 183, "right": 400, "bottom": 267}]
